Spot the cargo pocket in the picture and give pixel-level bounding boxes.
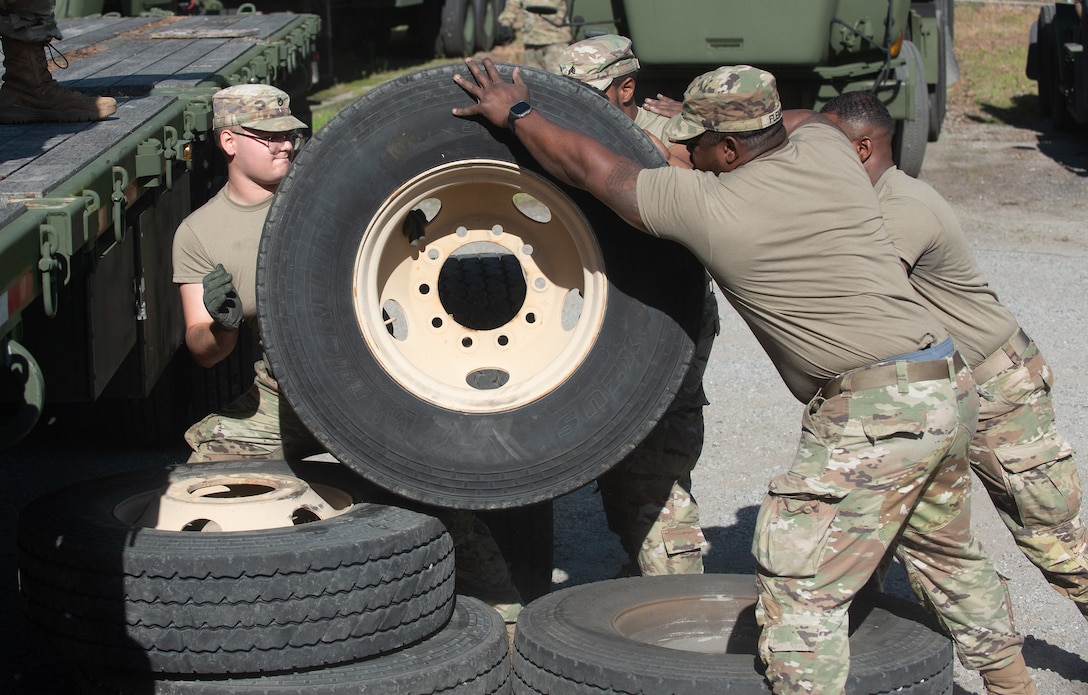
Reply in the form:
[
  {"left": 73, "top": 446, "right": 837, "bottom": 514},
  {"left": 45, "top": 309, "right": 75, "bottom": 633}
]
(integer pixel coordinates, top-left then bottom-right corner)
[
  {"left": 754, "top": 472, "right": 849, "bottom": 578},
  {"left": 993, "top": 433, "right": 1078, "bottom": 528},
  {"left": 860, "top": 408, "right": 926, "bottom": 442}
]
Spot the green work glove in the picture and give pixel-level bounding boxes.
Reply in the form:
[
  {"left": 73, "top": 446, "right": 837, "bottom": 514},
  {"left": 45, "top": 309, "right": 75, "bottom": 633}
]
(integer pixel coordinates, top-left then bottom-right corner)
[{"left": 202, "top": 263, "right": 242, "bottom": 331}]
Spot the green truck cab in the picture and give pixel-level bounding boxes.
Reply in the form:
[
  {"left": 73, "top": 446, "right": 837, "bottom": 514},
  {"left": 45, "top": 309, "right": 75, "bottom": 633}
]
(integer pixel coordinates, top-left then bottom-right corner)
[
  {"left": 1, "top": 12, "right": 320, "bottom": 446},
  {"left": 564, "top": 0, "right": 955, "bottom": 176}
]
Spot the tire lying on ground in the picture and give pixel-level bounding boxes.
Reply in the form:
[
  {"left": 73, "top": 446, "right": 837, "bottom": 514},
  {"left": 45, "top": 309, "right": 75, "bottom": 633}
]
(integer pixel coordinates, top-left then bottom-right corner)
[
  {"left": 17, "top": 460, "right": 456, "bottom": 675},
  {"left": 512, "top": 574, "right": 953, "bottom": 694},
  {"left": 83, "top": 595, "right": 510, "bottom": 694},
  {"left": 258, "top": 62, "right": 705, "bottom": 510}
]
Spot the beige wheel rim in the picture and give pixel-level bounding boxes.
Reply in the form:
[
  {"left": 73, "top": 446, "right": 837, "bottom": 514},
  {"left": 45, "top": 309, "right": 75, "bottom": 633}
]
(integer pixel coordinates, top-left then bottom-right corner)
[{"left": 354, "top": 160, "right": 607, "bottom": 413}]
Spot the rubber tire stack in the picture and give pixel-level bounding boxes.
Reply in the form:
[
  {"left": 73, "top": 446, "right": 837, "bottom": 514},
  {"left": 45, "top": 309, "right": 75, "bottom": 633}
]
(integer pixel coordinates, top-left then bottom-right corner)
[{"left": 16, "top": 460, "right": 512, "bottom": 693}]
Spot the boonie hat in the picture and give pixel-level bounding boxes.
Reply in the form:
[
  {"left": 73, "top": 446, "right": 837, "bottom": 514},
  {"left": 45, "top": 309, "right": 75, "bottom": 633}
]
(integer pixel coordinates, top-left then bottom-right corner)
[
  {"left": 212, "top": 84, "right": 307, "bottom": 132},
  {"left": 557, "top": 34, "right": 640, "bottom": 91},
  {"left": 665, "top": 65, "right": 782, "bottom": 142}
]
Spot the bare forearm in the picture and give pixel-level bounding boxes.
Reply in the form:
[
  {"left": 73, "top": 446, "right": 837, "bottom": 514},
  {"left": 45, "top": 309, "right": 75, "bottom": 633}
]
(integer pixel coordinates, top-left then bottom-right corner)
[
  {"left": 185, "top": 322, "right": 238, "bottom": 368},
  {"left": 513, "top": 112, "right": 645, "bottom": 231}
]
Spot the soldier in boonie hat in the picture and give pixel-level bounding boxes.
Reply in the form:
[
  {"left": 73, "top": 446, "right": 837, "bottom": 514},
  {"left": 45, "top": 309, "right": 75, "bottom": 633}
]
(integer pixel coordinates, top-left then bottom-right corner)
[
  {"left": 557, "top": 34, "right": 641, "bottom": 91},
  {"left": 212, "top": 83, "right": 307, "bottom": 132},
  {"left": 665, "top": 64, "right": 782, "bottom": 143}
]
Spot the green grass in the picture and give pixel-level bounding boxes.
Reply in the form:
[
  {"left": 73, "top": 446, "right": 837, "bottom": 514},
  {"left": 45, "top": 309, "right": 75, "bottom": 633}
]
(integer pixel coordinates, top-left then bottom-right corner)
[{"left": 950, "top": 4, "right": 1043, "bottom": 126}]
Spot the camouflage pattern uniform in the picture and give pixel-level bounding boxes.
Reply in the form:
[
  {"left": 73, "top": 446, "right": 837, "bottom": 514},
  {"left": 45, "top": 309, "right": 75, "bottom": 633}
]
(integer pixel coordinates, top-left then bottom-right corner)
[
  {"left": 598, "top": 283, "right": 717, "bottom": 575},
  {"left": 498, "top": 0, "right": 570, "bottom": 73},
  {"left": 556, "top": 33, "right": 640, "bottom": 91},
  {"left": 0, "top": 0, "right": 61, "bottom": 42},
  {"left": 555, "top": 35, "right": 715, "bottom": 576},
  {"left": 971, "top": 335, "right": 1087, "bottom": 617},
  {"left": 754, "top": 347, "right": 1023, "bottom": 693},
  {"left": 185, "top": 360, "right": 324, "bottom": 463},
  {"left": 650, "top": 66, "right": 1025, "bottom": 693}
]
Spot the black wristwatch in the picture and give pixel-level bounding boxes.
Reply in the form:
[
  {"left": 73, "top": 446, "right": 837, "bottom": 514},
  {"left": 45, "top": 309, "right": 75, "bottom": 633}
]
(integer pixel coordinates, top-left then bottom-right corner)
[{"left": 507, "top": 101, "right": 533, "bottom": 130}]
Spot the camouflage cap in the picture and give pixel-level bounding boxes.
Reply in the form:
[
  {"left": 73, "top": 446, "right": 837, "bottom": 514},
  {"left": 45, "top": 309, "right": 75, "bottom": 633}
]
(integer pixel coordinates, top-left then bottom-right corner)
[
  {"left": 665, "top": 65, "right": 782, "bottom": 142},
  {"left": 212, "top": 84, "right": 307, "bottom": 132},
  {"left": 556, "top": 34, "right": 640, "bottom": 91}
]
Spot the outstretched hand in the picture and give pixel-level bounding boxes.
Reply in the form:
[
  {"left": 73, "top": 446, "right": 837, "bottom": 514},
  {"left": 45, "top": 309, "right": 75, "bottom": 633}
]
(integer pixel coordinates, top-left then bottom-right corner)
[
  {"left": 642, "top": 93, "right": 682, "bottom": 118},
  {"left": 452, "top": 58, "right": 531, "bottom": 128}
]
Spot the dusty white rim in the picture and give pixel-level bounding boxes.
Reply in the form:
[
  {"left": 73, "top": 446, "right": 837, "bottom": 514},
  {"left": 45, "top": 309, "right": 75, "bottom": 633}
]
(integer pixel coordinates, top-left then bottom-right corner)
[
  {"left": 354, "top": 159, "right": 607, "bottom": 413},
  {"left": 113, "top": 472, "right": 356, "bottom": 532}
]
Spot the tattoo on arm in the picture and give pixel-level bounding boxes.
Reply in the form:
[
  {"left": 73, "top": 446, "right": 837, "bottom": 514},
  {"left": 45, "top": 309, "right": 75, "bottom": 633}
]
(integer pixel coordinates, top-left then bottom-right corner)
[{"left": 603, "top": 159, "right": 643, "bottom": 226}]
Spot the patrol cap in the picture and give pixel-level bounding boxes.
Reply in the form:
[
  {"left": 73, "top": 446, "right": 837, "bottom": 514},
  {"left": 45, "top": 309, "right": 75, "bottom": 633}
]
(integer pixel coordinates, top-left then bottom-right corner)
[
  {"left": 665, "top": 65, "right": 782, "bottom": 142},
  {"left": 212, "top": 84, "right": 307, "bottom": 132},
  {"left": 557, "top": 34, "right": 640, "bottom": 91}
]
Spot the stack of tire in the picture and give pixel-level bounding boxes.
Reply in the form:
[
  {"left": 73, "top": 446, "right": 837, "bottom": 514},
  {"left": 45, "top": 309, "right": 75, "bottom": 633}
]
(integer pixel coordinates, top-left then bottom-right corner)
[{"left": 16, "top": 460, "right": 512, "bottom": 693}]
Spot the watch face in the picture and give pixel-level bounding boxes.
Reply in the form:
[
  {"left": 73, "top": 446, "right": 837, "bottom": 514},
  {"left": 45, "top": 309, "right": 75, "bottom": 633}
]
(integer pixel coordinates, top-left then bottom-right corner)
[{"left": 511, "top": 101, "right": 532, "bottom": 118}]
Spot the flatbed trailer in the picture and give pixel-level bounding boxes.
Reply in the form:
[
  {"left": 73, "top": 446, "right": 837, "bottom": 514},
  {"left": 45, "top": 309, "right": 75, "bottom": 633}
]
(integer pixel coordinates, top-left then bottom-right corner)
[{"left": 0, "top": 11, "right": 320, "bottom": 446}]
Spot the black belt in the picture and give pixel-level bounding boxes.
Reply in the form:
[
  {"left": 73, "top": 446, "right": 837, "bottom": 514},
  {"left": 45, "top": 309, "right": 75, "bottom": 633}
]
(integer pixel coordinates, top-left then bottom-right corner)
[
  {"left": 971, "top": 328, "right": 1031, "bottom": 385},
  {"left": 820, "top": 351, "right": 967, "bottom": 400}
]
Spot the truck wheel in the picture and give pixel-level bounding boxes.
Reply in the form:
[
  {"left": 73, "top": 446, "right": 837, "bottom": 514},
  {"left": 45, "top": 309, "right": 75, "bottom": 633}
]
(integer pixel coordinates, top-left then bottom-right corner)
[
  {"left": 0, "top": 339, "right": 45, "bottom": 448},
  {"left": 891, "top": 40, "right": 929, "bottom": 177},
  {"left": 474, "top": 0, "right": 499, "bottom": 52},
  {"left": 1035, "top": 6, "right": 1056, "bottom": 118},
  {"left": 512, "top": 575, "right": 953, "bottom": 694},
  {"left": 439, "top": 0, "right": 476, "bottom": 57},
  {"left": 258, "top": 63, "right": 703, "bottom": 510},
  {"left": 927, "top": 0, "right": 951, "bottom": 141},
  {"left": 83, "top": 595, "right": 510, "bottom": 693},
  {"left": 17, "top": 460, "right": 456, "bottom": 674}
]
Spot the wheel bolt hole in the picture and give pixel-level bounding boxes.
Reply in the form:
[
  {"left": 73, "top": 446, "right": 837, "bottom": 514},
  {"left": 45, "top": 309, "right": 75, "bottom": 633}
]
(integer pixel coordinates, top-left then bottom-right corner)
[
  {"left": 432, "top": 317, "right": 443, "bottom": 328},
  {"left": 419, "top": 283, "right": 430, "bottom": 295},
  {"left": 462, "top": 336, "right": 473, "bottom": 348},
  {"left": 497, "top": 335, "right": 509, "bottom": 346},
  {"left": 526, "top": 313, "right": 536, "bottom": 324}
]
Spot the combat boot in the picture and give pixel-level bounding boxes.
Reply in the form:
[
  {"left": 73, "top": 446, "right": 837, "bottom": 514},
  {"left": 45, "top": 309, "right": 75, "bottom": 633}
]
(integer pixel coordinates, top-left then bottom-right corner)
[
  {"left": 980, "top": 653, "right": 1038, "bottom": 695},
  {"left": 0, "top": 37, "right": 116, "bottom": 124}
]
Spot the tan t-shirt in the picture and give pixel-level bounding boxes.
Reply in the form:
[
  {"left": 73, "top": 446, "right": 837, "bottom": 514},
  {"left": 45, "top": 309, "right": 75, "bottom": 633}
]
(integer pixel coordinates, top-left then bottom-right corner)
[
  {"left": 635, "top": 106, "right": 671, "bottom": 144},
  {"left": 877, "top": 166, "right": 1018, "bottom": 367},
  {"left": 172, "top": 186, "right": 271, "bottom": 325},
  {"left": 636, "top": 122, "right": 946, "bottom": 402}
]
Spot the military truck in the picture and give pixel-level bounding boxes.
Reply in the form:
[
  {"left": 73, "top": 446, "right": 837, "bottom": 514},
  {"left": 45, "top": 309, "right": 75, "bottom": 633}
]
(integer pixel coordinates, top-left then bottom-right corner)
[
  {"left": 61, "top": 0, "right": 509, "bottom": 82},
  {"left": 561, "top": 0, "right": 956, "bottom": 177},
  {"left": 1026, "top": 0, "right": 1088, "bottom": 131},
  {"left": 0, "top": 12, "right": 321, "bottom": 447}
]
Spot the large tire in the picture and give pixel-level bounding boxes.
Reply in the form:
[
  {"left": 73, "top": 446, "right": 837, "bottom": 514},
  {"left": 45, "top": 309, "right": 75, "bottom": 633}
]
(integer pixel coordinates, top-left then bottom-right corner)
[
  {"left": 891, "top": 40, "right": 929, "bottom": 177},
  {"left": 1035, "top": 6, "right": 1056, "bottom": 118},
  {"left": 474, "top": 0, "right": 498, "bottom": 52},
  {"left": 928, "top": 0, "right": 951, "bottom": 141},
  {"left": 258, "top": 63, "right": 704, "bottom": 510},
  {"left": 439, "top": 0, "right": 476, "bottom": 57},
  {"left": 512, "top": 575, "right": 952, "bottom": 694},
  {"left": 83, "top": 595, "right": 511, "bottom": 694},
  {"left": 17, "top": 460, "right": 456, "bottom": 674}
]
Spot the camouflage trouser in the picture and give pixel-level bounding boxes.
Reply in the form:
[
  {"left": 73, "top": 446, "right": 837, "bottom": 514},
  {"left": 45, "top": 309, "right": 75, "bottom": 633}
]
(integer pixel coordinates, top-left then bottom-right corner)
[
  {"left": 597, "top": 285, "right": 717, "bottom": 576},
  {"left": 432, "top": 509, "right": 524, "bottom": 623},
  {"left": 754, "top": 355, "right": 1024, "bottom": 694},
  {"left": 0, "top": 0, "right": 61, "bottom": 42},
  {"left": 184, "top": 360, "right": 323, "bottom": 463},
  {"left": 523, "top": 43, "right": 568, "bottom": 73},
  {"left": 970, "top": 338, "right": 1087, "bottom": 618}
]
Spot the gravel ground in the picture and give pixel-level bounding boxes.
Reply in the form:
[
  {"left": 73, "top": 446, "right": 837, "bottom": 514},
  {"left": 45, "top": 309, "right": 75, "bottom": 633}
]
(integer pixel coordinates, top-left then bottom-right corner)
[{"left": 553, "top": 119, "right": 1088, "bottom": 692}]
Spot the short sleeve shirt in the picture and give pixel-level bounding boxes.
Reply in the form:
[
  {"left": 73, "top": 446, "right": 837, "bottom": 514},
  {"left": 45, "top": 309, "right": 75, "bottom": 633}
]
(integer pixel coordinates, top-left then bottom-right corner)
[
  {"left": 634, "top": 106, "right": 671, "bottom": 144},
  {"left": 635, "top": 121, "right": 946, "bottom": 402},
  {"left": 876, "top": 166, "right": 1018, "bottom": 367},
  {"left": 172, "top": 186, "right": 270, "bottom": 325}
]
